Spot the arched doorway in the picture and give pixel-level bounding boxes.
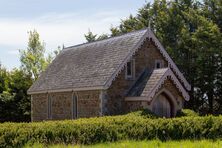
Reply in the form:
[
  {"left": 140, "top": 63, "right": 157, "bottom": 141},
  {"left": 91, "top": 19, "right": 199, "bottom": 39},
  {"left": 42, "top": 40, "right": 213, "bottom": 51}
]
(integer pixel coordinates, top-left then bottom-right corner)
[{"left": 152, "top": 93, "right": 172, "bottom": 117}]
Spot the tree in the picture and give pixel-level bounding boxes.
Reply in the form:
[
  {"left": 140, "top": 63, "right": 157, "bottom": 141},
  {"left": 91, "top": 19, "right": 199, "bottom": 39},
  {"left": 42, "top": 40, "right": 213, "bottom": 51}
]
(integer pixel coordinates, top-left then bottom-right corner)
[
  {"left": 46, "top": 46, "right": 62, "bottom": 64},
  {"left": 97, "top": 34, "right": 109, "bottom": 40},
  {"left": 0, "top": 65, "right": 9, "bottom": 93},
  {"left": 1, "top": 30, "right": 62, "bottom": 122},
  {"left": 84, "top": 29, "right": 97, "bottom": 42},
  {"left": 84, "top": 29, "right": 109, "bottom": 42},
  {"left": 189, "top": 14, "right": 222, "bottom": 114},
  {"left": 88, "top": 0, "right": 222, "bottom": 114},
  {"left": 9, "top": 69, "right": 33, "bottom": 121},
  {"left": 0, "top": 68, "right": 32, "bottom": 122},
  {"left": 203, "top": 0, "right": 222, "bottom": 32},
  {"left": 20, "top": 30, "right": 48, "bottom": 80},
  {"left": 0, "top": 92, "right": 15, "bottom": 122}
]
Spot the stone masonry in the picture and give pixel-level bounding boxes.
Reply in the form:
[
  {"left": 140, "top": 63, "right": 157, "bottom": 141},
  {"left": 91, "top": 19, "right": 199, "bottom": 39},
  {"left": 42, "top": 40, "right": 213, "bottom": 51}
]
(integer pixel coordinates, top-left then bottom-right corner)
[
  {"left": 105, "top": 39, "right": 168, "bottom": 115},
  {"left": 31, "top": 90, "right": 101, "bottom": 121}
]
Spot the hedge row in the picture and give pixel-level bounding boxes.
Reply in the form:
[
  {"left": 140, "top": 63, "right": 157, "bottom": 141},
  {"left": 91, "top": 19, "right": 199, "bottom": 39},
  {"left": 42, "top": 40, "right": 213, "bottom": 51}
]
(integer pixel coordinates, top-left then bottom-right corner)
[
  {"left": 176, "top": 109, "right": 199, "bottom": 117},
  {"left": 0, "top": 112, "right": 221, "bottom": 147}
]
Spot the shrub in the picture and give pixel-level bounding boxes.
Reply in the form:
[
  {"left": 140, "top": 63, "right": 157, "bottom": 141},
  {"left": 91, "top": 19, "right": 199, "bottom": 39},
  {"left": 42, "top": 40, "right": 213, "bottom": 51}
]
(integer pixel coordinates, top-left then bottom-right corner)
[
  {"left": 125, "top": 109, "right": 158, "bottom": 119},
  {"left": 0, "top": 113, "right": 222, "bottom": 147},
  {"left": 176, "top": 109, "right": 199, "bottom": 117}
]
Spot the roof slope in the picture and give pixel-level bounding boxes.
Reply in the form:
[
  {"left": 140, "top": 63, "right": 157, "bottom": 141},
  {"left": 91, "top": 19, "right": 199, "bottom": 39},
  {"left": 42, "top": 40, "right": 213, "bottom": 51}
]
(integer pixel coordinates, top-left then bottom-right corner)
[
  {"left": 141, "top": 68, "right": 168, "bottom": 97},
  {"left": 28, "top": 29, "right": 148, "bottom": 94},
  {"left": 28, "top": 28, "right": 191, "bottom": 94},
  {"left": 141, "top": 68, "right": 190, "bottom": 101},
  {"left": 125, "top": 68, "right": 189, "bottom": 102},
  {"left": 126, "top": 68, "right": 151, "bottom": 96}
]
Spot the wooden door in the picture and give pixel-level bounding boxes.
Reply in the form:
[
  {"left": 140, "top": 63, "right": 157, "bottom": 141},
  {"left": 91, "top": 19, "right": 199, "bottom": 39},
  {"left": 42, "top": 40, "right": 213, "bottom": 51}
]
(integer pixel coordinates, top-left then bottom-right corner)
[{"left": 152, "top": 94, "right": 171, "bottom": 117}]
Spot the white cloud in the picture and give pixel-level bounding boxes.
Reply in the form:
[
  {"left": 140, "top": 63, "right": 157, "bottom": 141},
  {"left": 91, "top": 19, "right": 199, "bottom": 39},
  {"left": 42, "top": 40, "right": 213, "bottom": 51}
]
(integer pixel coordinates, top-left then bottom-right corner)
[
  {"left": 0, "top": 10, "right": 125, "bottom": 55},
  {"left": 7, "top": 49, "right": 19, "bottom": 55},
  {"left": 0, "top": 9, "right": 136, "bottom": 70}
]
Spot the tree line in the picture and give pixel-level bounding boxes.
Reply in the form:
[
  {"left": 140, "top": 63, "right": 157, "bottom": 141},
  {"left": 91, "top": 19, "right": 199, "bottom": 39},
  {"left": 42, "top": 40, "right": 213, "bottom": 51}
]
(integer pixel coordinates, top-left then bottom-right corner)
[
  {"left": 0, "top": 0, "right": 221, "bottom": 122},
  {"left": 0, "top": 30, "right": 60, "bottom": 122}
]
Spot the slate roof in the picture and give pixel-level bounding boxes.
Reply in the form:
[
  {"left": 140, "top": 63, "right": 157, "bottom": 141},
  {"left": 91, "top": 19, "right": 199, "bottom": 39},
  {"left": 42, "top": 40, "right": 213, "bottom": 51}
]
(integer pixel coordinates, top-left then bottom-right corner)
[
  {"left": 141, "top": 68, "right": 168, "bottom": 97},
  {"left": 28, "top": 28, "right": 148, "bottom": 94},
  {"left": 126, "top": 68, "right": 151, "bottom": 96},
  {"left": 140, "top": 68, "right": 190, "bottom": 101},
  {"left": 126, "top": 68, "right": 169, "bottom": 98},
  {"left": 125, "top": 68, "right": 190, "bottom": 101}
]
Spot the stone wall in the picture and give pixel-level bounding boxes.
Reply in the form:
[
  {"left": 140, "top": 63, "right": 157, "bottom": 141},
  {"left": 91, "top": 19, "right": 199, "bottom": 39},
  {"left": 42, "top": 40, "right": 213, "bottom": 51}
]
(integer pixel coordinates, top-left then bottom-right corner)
[
  {"left": 50, "top": 92, "right": 72, "bottom": 120},
  {"left": 124, "top": 101, "right": 144, "bottom": 113},
  {"left": 106, "top": 39, "right": 168, "bottom": 115},
  {"left": 32, "top": 94, "right": 48, "bottom": 122},
  {"left": 134, "top": 40, "right": 168, "bottom": 77},
  {"left": 31, "top": 90, "right": 101, "bottom": 121},
  {"left": 76, "top": 90, "right": 101, "bottom": 118}
]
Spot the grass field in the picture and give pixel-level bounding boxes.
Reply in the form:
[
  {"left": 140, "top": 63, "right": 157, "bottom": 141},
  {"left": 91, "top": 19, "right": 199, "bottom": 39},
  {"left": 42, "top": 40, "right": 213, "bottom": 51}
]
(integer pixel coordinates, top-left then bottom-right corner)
[{"left": 25, "top": 140, "right": 222, "bottom": 148}]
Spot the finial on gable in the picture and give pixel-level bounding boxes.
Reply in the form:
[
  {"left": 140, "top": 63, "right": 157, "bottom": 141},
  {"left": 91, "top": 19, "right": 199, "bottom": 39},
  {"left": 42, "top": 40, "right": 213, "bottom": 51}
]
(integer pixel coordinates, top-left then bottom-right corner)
[
  {"left": 148, "top": 19, "right": 151, "bottom": 29},
  {"left": 147, "top": 18, "right": 152, "bottom": 33},
  {"left": 148, "top": 15, "right": 153, "bottom": 31},
  {"left": 148, "top": 15, "right": 154, "bottom": 32}
]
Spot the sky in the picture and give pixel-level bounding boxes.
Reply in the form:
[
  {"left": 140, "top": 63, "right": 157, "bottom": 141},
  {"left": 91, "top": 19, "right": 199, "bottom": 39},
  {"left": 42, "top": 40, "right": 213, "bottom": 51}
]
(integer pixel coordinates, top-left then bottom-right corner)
[{"left": 0, "top": 0, "right": 150, "bottom": 70}]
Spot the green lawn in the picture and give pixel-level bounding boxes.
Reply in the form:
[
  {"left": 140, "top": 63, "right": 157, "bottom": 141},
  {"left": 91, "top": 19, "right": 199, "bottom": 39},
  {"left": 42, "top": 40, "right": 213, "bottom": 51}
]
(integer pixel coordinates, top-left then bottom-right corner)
[{"left": 25, "top": 140, "right": 222, "bottom": 148}]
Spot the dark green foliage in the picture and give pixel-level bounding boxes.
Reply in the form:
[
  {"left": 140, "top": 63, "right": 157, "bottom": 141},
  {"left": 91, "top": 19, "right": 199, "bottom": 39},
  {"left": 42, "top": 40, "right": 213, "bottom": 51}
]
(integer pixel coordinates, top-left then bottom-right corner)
[
  {"left": 0, "top": 66, "right": 9, "bottom": 93},
  {"left": 203, "top": 0, "right": 222, "bottom": 31},
  {"left": 0, "top": 93, "right": 15, "bottom": 122},
  {"left": 88, "top": 0, "right": 222, "bottom": 114},
  {"left": 0, "top": 30, "right": 60, "bottom": 122},
  {"left": 2, "top": 114, "right": 222, "bottom": 147},
  {"left": 0, "top": 69, "right": 32, "bottom": 122},
  {"left": 8, "top": 69, "right": 33, "bottom": 122}
]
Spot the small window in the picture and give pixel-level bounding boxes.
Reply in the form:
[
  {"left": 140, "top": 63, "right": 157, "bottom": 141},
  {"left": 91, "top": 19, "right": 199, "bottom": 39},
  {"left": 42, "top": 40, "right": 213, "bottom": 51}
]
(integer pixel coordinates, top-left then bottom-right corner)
[
  {"left": 125, "top": 59, "right": 135, "bottom": 79},
  {"left": 127, "top": 61, "right": 132, "bottom": 76},
  {"left": 156, "top": 62, "right": 161, "bottom": 69},
  {"left": 155, "top": 60, "right": 164, "bottom": 69}
]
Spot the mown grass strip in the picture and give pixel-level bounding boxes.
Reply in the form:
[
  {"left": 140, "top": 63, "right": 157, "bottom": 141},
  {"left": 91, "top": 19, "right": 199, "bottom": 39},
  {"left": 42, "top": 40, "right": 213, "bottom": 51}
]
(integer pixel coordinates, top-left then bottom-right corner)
[{"left": 25, "top": 140, "right": 222, "bottom": 148}]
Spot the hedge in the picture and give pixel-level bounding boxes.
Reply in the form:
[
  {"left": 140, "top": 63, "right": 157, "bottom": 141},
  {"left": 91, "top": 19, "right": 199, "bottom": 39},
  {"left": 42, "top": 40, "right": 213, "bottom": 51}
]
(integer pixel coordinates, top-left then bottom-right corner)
[
  {"left": 0, "top": 112, "right": 222, "bottom": 147},
  {"left": 176, "top": 109, "right": 199, "bottom": 117}
]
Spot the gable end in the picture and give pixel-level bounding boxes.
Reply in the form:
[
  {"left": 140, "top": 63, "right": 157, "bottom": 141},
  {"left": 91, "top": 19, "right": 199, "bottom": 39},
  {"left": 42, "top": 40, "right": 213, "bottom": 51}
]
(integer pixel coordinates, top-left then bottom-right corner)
[{"left": 104, "top": 28, "right": 191, "bottom": 91}]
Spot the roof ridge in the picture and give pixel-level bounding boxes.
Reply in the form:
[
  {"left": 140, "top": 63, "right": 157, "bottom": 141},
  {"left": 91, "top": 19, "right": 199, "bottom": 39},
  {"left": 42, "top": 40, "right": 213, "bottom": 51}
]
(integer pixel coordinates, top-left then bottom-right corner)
[{"left": 63, "top": 28, "right": 148, "bottom": 51}]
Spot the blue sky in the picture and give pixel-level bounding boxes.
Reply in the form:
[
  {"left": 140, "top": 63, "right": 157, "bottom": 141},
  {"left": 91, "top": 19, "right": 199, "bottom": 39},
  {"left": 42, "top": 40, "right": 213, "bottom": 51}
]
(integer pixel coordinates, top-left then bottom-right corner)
[{"left": 0, "top": 0, "right": 150, "bottom": 70}]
